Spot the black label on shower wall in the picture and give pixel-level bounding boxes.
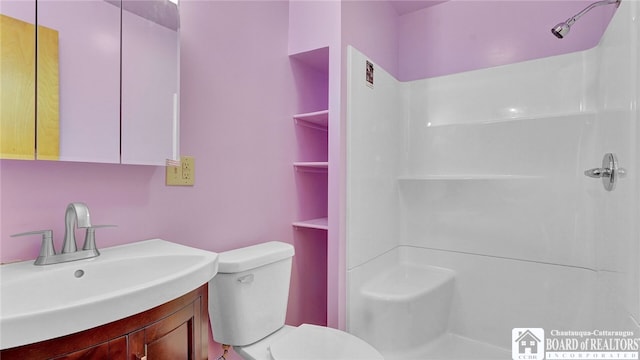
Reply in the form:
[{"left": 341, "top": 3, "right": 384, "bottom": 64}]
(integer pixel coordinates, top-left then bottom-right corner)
[{"left": 366, "top": 60, "right": 374, "bottom": 88}]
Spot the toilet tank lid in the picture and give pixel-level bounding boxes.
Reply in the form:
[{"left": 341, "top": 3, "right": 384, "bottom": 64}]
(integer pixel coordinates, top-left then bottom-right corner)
[{"left": 218, "top": 241, "right": 294, "bottom": 273}]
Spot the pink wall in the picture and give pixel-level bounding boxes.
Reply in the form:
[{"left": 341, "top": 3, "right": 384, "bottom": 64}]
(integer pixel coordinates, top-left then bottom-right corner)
[
  {"left": 339, "top": 0, "right": 617, "bottom": 82},
  {"left": 0, "top": 1, "right": 621, "bottom": 259},
  {"left": 0, "top": 0, "right": 622, "bottom": 356},
  {"left": 178, "top": 0, "right": 327, "bottom": 332},
  {"left": 288, "top": 1, "right": 339, "bottom": 55},
  {"left": 342, "top": 0, "right": 400, "bottom": 79},
  {"left": 1, "top": 1, "right": 324, "bottom": 358},
  {"left": 398, "top": 0, "right": 618, "bottom": 80}
]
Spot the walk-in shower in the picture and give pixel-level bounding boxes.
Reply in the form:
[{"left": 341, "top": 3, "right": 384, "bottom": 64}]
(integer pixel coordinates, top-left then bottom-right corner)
[
  {"left": 347, "top": 0, "right": 639, "bottom": 358},
  {"left": 551, "top": 0, "right": 621, "bottom": 38}
]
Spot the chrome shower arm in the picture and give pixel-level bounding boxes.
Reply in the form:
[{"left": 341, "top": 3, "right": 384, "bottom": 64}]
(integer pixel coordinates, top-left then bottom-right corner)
[
  {"left": 566, "top": 0, "right": 620, "bottom": 25},
  {"left": 551, "top": 0, "right": 620, "bottom": 39}
]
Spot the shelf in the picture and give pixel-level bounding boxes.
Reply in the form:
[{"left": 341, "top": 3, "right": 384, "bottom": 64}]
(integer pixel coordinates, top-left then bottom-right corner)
[
  {"left": 398, "top": 175, "right": 542, "bottom": 181},
  {"left": 294, "top": 162, "right": 328, "bottom": 172},
  {"left": 289, "top": 47, "right": 329, "bottom": 72},
  {"left": 294, "top": 110, "right": 329, "bottom": 130},
  {"left": 292, "top": 217, "right": 328, "bottom": 230}
]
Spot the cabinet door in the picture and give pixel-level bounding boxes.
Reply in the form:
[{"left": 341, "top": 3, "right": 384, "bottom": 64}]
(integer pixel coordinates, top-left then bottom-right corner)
[
  {"left": 129, "top": 301, "right": 202, "bottom": 360},
  {"left": 0, "top": 336, "right": 127, "bottom": 360},
  {"left": 35, "top": 22, "right": 60, "bottom": 160},
  {"left": 0, "top": 286, "right": 207, "bottom": 360},
  {"left": 121, "top": 0, "right": 179, "bottom": 165},
  {"left": 50, "top": 342, "right": 109, "bottom": 360},
  {"left": 37, "top": 0, "right": 121, "bottom": 163},
  {"left": 1, "top": 0, "right": 60, "bottom": 161},
  {"left": 50, "top": 336, "right": 126, "bottom": 360},
  {"left": 0, "top": 1, "right": 35, "bottom": 159}
]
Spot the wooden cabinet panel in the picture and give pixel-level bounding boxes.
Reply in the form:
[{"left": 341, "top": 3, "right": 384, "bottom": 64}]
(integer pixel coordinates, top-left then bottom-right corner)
[
  {"left": 0, "top": 285, "right": 208, "bottom": 360},
  {"left": 36, "top": 24, "right": 60, "bottom": 160},
  {"left": 107, "top": 336, "right": 128, "bottom": 360},
  {"left": 50, "top": 340, "right": 110, "bottom": 360},
  {"left": 0, "top": 14, "right": 36, "bottom": 160},
  {"left": 150, "top": 322, "right": 190, "bottom": 359},
  {"left": 3, "top": 336, "right": 126, "bottom": 360},
  {"left": 0, "top": 12, "right": 60, "bottom": 161},
  {"left": 130, "top": 289, "right": 205, "bottom": 360}
]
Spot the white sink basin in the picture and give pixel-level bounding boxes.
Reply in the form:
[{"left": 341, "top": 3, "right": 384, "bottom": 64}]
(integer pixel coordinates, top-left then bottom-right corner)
[{"left": 0, "top": 239, "right": 218, "bottom": 349}]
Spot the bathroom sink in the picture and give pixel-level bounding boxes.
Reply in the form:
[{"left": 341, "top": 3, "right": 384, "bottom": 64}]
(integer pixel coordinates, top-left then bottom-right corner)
[{"left": 0, "top": 239, "right": 218, "bottom": 350}]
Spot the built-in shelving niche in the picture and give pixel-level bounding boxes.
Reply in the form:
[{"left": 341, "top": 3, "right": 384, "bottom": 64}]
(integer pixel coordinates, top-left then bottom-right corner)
[
  {"left": 289, "top": 47, "right": 329, "bottom": 327},
  {"left": 291, "top": 110, "right": 328, "bottom": 227},
  {"left": 290, "top": 47, "right": 329, "bottom": 232}
]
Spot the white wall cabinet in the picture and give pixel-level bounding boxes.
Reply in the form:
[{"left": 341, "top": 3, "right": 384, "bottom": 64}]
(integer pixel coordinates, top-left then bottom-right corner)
[
  {"left": 121, "top": 0, "right": 180, "bottom": 165},
  {"left": 0, "top": 0, "right": 179, "bottom": 165},
  {"left": 37, "top": 0, "right": 121, "bottom": 163}
]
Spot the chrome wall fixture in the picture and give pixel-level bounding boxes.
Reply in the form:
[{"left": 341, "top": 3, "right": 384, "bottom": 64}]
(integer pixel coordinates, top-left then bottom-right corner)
[
  {"left": 584, "top": 153, "right": 625, "bottom": 191},
  {"left": 551, "top": 0, "right": 621, "bottom": 39}
]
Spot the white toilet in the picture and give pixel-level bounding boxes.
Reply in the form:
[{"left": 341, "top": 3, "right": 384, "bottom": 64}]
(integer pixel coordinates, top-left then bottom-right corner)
[{"left": 208, "top": 241, "right": 384, "bottom": 360}]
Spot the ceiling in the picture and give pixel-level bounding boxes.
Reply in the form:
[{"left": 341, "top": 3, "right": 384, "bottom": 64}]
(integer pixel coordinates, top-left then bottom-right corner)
[
  {"left": 104, "top": 0, "right": 179, "bottom": 30},
  {"left": 388, "top": 0, "right": 449, "bottom": 15}
]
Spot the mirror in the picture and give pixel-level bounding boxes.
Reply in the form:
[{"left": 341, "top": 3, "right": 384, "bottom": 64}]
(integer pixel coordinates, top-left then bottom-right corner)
[{"left": 0, "top": 0, "right": 179, "bottom": 165}]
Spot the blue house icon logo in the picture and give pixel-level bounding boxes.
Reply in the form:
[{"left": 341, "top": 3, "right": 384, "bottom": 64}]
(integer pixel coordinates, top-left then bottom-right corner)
[{"left": 512, "top": 328, "right": 545, "bottom": 360}]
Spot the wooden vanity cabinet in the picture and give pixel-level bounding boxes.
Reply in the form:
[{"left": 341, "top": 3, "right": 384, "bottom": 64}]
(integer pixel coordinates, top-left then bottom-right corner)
[{"left": 1, "top": 285, "right": 208, "bottom": 360}]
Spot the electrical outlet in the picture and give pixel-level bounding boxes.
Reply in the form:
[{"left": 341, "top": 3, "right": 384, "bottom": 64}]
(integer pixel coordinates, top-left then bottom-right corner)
[
  {"left": 181, "top": 156, "right": 194, "bottom": 183},
  {"left": 166, "top": 156, "right": 195, "bottom": 186}
]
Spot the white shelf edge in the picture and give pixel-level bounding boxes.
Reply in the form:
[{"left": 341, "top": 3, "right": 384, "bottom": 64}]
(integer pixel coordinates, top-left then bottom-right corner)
[
  {"left": 293, "top": 110, "right": 329, "bottom": 131},
  {"left": 397, "top": 175, "right": 543, "bottom": 181},
  {"left": 293, "top": 109, "right": 329, "bottom": 119},
  {"left": 294, "top": 161, "right": 328, "bottom": 167},
  {"left": 292, "top": 217, "right": 328, "bottom": 230},
  {"left": 294, "top": 162, "right": 328, "bottom": 172},
  {"left": 422, "top": 110, "right": 599, "bottom": 128}
]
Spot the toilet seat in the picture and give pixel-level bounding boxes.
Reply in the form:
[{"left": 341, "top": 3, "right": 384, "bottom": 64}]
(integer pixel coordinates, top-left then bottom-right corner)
[{"left": 268, "top": 324, "right": 384, "bottom": 360}]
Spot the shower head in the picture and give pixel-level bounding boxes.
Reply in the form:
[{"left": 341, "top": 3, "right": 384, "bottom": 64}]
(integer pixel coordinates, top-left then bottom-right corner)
[
  {"left": 551, "top": 0, "right": 621, "bottom": 39},
  {"left": 551, "top": 21, "right": 572, "bottom": 39}
]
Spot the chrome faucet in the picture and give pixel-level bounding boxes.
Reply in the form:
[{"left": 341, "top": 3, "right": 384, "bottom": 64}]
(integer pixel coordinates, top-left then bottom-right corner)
[
  {"left": 11, "top": 202, "right": 116, "bottom": 265},
  {"left": 62, "top": 202, "right": 92, "bottom": 253}
]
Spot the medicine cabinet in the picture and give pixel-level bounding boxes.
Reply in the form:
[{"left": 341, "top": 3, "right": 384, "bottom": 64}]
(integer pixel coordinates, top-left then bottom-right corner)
[{"left": 0, "top": 0, "right": 179, "bottom": 165}]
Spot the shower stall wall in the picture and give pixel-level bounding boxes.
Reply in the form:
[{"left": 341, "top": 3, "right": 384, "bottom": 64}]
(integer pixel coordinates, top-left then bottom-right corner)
[{"left": 346, "top": 1, "right": 639, "bottom": 358}]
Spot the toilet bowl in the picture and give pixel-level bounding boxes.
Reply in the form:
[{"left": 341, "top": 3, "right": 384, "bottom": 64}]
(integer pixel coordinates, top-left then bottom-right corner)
[
  {"left": 236, "top": 324, "right": 384, "bottom": 360},
  {"left": 208, "top": 241, "right": 383, "bottom": 360}
]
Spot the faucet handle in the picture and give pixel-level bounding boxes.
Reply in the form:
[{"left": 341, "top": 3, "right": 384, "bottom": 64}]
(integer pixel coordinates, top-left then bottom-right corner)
[
  {"left": 82, "top": 225, "right": 117, "bottom": 251},
  {"left": 11, "top": 230, "right": 56, "bottom": 262}
]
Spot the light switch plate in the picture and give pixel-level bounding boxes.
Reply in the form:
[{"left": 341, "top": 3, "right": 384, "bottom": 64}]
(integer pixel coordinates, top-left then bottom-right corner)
[{"left": 166, "top": 156, "right": 195, "bottom": 186}]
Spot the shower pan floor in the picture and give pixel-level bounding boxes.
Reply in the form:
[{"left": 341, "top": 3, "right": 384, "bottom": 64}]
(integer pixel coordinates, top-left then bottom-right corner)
[{"left": 382, "top": 333, "right": 510, "bottom": 360}]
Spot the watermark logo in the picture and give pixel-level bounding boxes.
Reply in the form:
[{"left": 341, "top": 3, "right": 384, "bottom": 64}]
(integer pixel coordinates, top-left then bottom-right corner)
[
  {"left": 513, "top": 328, "right": 545, "bottom": 360},
  {"left": 512, "top": 328, "right": 640, "bottom": 359}
]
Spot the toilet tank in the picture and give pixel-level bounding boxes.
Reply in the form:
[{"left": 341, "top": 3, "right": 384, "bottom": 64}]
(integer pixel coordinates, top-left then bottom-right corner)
[{"left": 208, "top": 241, "right": 295, "bottom": 346}]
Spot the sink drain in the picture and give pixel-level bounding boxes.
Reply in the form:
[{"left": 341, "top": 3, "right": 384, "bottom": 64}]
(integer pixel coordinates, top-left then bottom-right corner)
[{"left": 74, "top": 269, "right": 85, "bottom": 278}]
